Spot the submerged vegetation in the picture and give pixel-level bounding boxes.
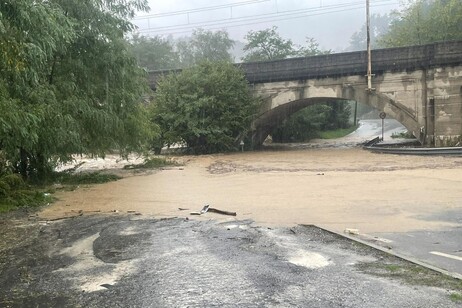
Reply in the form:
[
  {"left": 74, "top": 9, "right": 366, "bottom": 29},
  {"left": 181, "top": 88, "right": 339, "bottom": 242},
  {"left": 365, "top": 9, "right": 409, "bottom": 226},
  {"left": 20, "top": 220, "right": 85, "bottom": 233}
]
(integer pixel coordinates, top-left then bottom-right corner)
[
  {"left": 124, "top": 157, "right": 179, "bottom": 170},
  {"left": 0, "top": 170, "right": 121, "bottom": 213},
  {"left": 0, "top": 154, "right": 180, "bottom": 212},
  {"left": 391, "top": 131, "right": 415, "bottom": 139},
  {"left": 0, "top": 174, "right": 52, "bottom": 213}
]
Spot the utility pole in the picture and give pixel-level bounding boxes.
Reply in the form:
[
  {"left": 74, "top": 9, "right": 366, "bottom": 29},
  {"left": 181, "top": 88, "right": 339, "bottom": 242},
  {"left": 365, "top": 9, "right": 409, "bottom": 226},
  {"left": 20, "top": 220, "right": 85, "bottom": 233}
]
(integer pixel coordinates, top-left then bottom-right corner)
[{"left": 366, "top": 0, "right": 373, "bottom": 91}]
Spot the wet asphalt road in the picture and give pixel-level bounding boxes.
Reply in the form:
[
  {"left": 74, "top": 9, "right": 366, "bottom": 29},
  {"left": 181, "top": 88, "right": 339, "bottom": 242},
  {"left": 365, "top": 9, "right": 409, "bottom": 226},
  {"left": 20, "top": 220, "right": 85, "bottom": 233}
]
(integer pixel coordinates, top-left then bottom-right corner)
[
  {"left": 352, "top": 119, "right": 407, "bottom": 139},
  {"left": 1, "top": 214, "right": 461, "bottom": 307},
  {"left": 369, "top": 228, "right": 462, "bottom": 276},
  {"left": 341, "top": 208, "right": 462, "bottom": 277}
]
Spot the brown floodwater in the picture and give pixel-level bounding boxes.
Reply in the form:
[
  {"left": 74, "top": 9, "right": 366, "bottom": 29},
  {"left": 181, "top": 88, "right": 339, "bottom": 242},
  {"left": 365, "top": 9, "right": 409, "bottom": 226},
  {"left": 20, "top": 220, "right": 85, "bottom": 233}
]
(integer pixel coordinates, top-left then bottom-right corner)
[{"left": 40, "top": 147, "right": 462, "bottom": 233}]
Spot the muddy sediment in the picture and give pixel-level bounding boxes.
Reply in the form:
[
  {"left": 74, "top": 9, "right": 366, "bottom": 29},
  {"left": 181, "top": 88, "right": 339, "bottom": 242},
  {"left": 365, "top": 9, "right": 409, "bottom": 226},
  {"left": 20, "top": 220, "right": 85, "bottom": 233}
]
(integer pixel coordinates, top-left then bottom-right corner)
[{"left": 39, "top": 147, "right": 462, "bottom": 233}]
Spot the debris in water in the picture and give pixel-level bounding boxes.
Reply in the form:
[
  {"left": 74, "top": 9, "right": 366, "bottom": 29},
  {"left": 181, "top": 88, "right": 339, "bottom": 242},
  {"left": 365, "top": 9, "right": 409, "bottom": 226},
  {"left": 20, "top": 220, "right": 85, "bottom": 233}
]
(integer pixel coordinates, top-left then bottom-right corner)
[
  {"left": 200, "top": 205, "right": 210, "bottom": 214},
  {"left": 344, "top": 228, "right": 360, "bottom": 235},
  {"left": 189, "top": 204, "right": 236, "bottom": 216},
  {"left": 190, "top": 204, "right": 209, "bottom": 215},
  {"left": 208, "top": 208, "right": 237, "bottom": 216},
  {"left": 45, "top": 212, "right": 83, "bottom": 221}
]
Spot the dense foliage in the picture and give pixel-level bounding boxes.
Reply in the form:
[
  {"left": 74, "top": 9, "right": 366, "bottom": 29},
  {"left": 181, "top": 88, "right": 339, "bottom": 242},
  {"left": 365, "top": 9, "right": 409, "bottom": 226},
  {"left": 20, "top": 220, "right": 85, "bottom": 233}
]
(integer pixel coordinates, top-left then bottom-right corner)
[
  {"left": 242, "top": 26, "right": 298, "bottom": 62},
  {"left": 152, "top": 62, "right": 259, "bottom": 154},
  {"left": 379, "top": 0, "right": 462, "bottom": 47},
  {"left": 130, "top": 34, "right": 179, "bottom": 70},
  {"left": 131, "top": 29, "right": 235, "bottom": 70},
  {"left": 272, "top": 102, "right": 351, "bottom": 143},
  {"left": 177, "top": 29, "right": 235, "bottom": 66},
  {"left": 348, "top": 13, "right": 392, "bottom": 51},
  {"left": 241, "top": 27, "right": 330, "bottom": 62},
  {"left": 0, "top": 173, "right": 48, "bottom": 212},
  {"left": 0, "top": 0, "right": 153, "bottom": 180}
]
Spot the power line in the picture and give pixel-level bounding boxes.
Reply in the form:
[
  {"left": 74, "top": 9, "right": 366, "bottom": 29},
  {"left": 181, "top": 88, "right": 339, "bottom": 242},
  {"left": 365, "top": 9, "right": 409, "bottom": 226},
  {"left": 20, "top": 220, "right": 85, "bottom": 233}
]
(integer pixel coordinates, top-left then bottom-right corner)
[
  {"left": 135, "top": 0, "right": 397, "bottom": 32},
  {"left": 140, "top": 1, "right": 363, "bottom": 31},
  {"left": 135, "top": 1, "right": 398, "bottom": 36},
  {"left": 133, "top": 0, "right": 271, "bottom": 20}
]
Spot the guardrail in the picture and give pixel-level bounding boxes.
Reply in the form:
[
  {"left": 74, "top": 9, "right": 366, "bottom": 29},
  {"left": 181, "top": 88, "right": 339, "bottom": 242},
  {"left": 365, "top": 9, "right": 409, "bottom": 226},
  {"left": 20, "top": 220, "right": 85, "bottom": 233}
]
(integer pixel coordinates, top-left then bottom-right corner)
[{"left": 364, "top": 146, "right": 462, "bottom": 155}]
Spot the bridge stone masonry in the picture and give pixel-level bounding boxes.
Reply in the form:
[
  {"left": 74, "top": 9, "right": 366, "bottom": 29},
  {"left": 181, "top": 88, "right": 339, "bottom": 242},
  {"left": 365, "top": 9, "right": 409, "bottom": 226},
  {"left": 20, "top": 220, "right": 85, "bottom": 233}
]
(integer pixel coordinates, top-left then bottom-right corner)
[{"left": 148, "top": 41, "right": 462, "bottom": 147}]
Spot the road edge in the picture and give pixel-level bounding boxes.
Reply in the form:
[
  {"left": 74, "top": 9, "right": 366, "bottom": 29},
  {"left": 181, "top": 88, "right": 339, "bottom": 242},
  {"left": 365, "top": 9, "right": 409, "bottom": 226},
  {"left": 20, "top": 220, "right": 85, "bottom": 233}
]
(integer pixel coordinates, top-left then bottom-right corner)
[{"left": 309, "top": 224, "right": 462, "bottom": 280}]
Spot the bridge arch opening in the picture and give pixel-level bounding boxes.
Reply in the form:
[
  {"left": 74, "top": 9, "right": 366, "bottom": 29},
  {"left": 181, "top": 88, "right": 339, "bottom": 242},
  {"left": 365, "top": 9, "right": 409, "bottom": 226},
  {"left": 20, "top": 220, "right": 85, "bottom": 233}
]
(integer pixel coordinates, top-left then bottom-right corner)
[{"left": 250, "top": 91, "right": 421, "bottom": 147}]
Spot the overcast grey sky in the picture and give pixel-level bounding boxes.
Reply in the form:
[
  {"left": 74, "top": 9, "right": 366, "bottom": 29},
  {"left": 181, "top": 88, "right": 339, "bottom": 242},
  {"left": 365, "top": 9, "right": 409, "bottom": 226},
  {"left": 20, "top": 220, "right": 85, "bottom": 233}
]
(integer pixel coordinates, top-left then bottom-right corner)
[{"left": 132, "top": 0, "right": 401, "bottom": 51}]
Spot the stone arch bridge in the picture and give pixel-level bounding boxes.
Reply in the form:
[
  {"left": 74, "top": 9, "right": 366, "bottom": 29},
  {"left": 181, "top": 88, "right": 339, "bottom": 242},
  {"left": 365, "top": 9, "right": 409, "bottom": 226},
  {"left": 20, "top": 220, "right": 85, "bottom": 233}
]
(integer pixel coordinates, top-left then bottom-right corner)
[{"left": 149, "top": 41, "right": 462, "bottom": 147}]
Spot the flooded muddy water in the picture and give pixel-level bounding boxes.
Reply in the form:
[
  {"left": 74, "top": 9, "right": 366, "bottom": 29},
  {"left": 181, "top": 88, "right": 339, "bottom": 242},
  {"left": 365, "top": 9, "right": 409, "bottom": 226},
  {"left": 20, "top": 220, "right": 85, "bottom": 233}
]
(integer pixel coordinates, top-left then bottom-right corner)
[{"left": 40, "top": 146, "right": 462, "bottom": 233}]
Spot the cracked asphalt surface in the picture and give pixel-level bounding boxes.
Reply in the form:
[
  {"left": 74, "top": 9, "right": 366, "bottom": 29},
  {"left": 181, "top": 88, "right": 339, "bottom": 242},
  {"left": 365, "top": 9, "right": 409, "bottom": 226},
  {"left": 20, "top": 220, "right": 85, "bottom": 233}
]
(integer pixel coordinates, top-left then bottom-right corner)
[{"left": 1, "top": 214, "right": 461, "bottom": 307}]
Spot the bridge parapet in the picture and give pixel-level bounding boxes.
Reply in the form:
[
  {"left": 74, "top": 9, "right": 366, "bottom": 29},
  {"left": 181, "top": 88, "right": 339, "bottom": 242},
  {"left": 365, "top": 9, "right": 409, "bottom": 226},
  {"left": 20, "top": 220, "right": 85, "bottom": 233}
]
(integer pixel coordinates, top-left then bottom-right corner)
[
  {"left": 241, "top": 41, "right": 462, "bottom": 84},
  {"left": 148, "top": 41, "right": 462, "bottom": 88}
]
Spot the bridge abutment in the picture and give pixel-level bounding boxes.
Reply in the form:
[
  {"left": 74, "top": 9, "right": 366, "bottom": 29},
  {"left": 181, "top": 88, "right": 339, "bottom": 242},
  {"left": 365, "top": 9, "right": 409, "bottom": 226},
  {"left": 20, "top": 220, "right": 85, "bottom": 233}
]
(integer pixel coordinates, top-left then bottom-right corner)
[{"left": 427, "top": 66, "right": 462, "bottom": 146}]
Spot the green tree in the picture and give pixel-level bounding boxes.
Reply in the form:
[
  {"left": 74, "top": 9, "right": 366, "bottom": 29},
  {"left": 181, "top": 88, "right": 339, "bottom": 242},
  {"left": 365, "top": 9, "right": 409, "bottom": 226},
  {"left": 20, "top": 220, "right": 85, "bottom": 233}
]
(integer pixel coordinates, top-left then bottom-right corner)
[
  {"left": 325, "top": 101, "right": 352, "bottom": 130},
  {"left": 130, "top": 34, "right": 179, "bottom": 70},
  {"left": 348, "top": 13, "right": 392, "bottom": 51},
  {"left": 379, "top": 0, "right": 462, "bottom": 47},
  {"left": 272, "top": 105, "right": 332, "bottom": 143},
  {"left": 152, "top": 61, "right": 259, "bottom": 154},
  {"left": 242, "top": 26, "right": 298, "bottom": 62},
  {"left": 299, "top": 37, "right": 332, "bottom": 56},
  {"left": 0, "top": 0, "right": 153, "bottom": 179},
  {"left": 176, "top": 29, "right": 235, "bottom": 67}
]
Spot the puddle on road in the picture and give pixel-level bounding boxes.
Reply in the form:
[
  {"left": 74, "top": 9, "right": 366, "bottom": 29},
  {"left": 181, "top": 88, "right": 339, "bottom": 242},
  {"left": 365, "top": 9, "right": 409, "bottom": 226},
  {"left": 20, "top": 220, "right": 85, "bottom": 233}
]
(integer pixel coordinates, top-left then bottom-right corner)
[
  {"left": 40, "top": 145, "right": 462, "bottom": 234},
  {"left": 288, "top": 250, "right": 332, "bottom": 269},
  {"left": 55, "top": 233, "right": 136, "bottom": 292}
]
